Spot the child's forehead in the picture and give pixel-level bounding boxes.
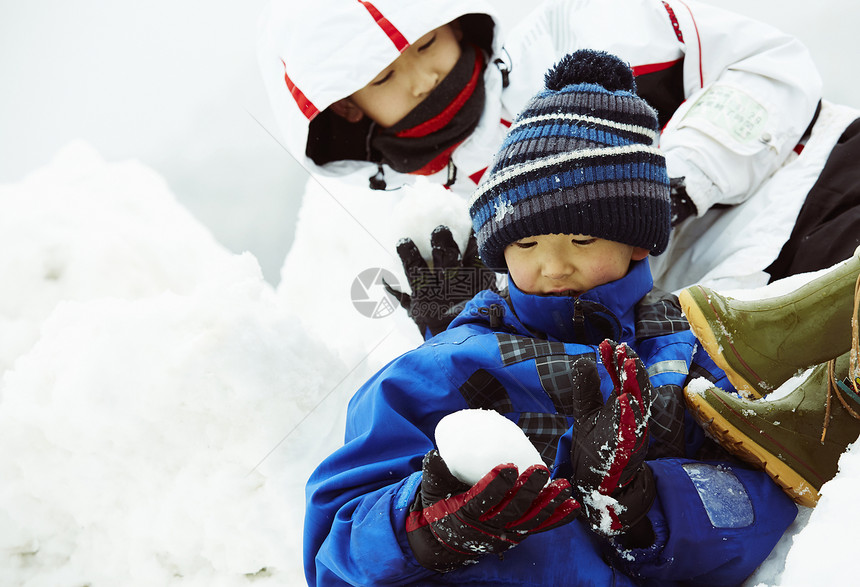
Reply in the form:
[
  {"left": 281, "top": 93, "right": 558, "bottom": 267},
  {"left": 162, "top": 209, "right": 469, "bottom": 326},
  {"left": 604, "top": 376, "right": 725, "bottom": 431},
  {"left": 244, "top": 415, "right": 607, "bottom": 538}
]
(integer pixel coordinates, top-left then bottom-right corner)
[
  {"left": 366, "top": 23, "right": 456, "bottom": 80},
  {"left": 358, "top": 13, "right": 462, "bottom": 58},
  {"left": 341, "top": 20, "right": 457, "bottom": 97},
  {"left": 271, "top": 1, "right": 501, "bottom": 119}
]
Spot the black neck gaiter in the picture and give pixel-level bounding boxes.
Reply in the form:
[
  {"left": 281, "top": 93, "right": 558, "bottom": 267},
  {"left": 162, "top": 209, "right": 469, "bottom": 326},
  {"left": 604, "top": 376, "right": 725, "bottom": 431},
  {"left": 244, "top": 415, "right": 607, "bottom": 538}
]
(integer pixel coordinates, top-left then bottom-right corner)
[{"left": 371, "top": 44, "right": 486, "bottom": 175}]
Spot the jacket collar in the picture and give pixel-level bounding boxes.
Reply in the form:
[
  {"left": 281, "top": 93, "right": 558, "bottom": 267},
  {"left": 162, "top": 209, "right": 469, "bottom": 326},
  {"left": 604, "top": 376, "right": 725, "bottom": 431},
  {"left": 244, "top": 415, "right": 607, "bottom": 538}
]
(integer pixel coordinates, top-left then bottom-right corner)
[{"left": 505, "top": 259, "right": 653, "bottom": 344}]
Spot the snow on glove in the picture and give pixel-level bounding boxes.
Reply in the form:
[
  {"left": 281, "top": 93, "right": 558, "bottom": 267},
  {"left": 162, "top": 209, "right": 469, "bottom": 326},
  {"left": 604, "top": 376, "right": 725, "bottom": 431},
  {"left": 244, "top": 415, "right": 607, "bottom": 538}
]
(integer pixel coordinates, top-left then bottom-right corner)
[
  {"left": 406, "top": 449, "right": 580, "bottom": 573},
  {"left": 384, "top": 226, "right": 497, "bottom": 339},
  {"left": 569, "top": 340, "right": 656, "bottom": 539}
]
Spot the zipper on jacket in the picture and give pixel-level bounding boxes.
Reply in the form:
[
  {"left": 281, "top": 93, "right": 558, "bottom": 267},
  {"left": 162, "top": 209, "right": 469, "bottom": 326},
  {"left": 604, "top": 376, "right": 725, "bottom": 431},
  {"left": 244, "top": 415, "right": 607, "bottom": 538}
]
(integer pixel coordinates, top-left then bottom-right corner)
[
  {"left": 369, "top": 164, "right": 387, "bottom": 190},
  {"left": 493, "top": 48, "right": 512, "bottom": 88},
  {"left": 572, "top": 300, "right": 584, "bottom": 326},
  {"left": 444, "top": 159, "right": 458, "bottom": 188},
  {"left": 488, "top": 304, "right": 505, "bottom": 329},
  {"left": 572, "top": 299, "right": 587, "bottom": 341}
]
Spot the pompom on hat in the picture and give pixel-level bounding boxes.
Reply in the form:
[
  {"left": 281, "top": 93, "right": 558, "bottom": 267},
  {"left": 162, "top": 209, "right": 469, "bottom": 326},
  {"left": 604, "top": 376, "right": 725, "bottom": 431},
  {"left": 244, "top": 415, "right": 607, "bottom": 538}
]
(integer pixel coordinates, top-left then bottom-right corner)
[{"left": 469, "top": 50, "right": 671, "bottom": 270}]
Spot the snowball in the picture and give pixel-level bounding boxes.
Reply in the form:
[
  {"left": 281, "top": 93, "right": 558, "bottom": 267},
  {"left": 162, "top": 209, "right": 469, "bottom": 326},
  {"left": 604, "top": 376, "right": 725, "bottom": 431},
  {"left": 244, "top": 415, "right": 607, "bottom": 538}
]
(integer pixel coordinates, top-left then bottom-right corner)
[{"left": 435, "top": 409, "right": 545, "bottom": 485}]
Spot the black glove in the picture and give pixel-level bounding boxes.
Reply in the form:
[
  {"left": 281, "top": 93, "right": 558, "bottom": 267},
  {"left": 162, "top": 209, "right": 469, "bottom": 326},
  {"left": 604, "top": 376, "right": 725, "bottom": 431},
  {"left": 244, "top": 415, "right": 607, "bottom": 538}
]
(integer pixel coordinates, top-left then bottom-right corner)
[
  {"left": 568, "top": 340, "right": 656, "bottom": 544},
  {"left": 384, "top": 226, "right": 497, "bottom": 339},
  {"left": 406, "top": 450, "right": 581, "bottom": 573},
  {"left": 669, "top": 176, "right": 697, "bottom": 226}
]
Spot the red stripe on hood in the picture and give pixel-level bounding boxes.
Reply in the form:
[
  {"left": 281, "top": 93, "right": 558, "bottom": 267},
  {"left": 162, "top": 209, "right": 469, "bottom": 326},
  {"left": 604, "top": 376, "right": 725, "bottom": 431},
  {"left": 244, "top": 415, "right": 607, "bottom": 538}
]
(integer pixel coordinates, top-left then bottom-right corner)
[
  {"left": 631, "top": 59, "right": 682, "bottom": 77},
  {"left": 281, "top": 60, "right": 320, "bottom": 120},
  {"left": 357, "top": 0, "right": 409, "bottom": 52}
]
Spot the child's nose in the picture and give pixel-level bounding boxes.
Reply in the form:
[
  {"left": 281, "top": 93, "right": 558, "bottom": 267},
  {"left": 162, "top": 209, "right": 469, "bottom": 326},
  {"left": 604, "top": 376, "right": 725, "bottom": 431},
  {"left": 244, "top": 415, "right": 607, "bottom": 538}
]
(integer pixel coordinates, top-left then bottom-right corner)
[
  {"left": 543, "top": 255, "right": 573, "bottom": 279},
  {"left": 410, "top": 67, "right": 439, "bottom": 98}
]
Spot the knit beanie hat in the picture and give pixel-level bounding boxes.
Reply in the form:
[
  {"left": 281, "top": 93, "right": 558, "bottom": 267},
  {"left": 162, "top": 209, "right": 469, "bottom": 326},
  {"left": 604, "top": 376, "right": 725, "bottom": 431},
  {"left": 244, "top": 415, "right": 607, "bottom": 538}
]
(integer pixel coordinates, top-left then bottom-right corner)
[{"left": 469, "top": 49, "right": 671, "bottom": 270}]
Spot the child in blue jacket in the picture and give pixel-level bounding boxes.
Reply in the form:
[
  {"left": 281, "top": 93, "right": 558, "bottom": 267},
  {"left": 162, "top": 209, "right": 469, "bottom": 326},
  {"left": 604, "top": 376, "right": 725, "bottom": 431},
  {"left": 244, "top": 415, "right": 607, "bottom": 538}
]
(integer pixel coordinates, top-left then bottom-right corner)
[{"left": 303, "top": 50, "right": 797, "bottom": 586}]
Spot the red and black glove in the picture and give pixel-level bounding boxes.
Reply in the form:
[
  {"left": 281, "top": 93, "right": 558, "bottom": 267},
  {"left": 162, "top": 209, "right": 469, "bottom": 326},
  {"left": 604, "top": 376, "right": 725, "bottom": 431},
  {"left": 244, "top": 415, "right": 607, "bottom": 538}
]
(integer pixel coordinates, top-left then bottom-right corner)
[
  {"left": 406, "top": 449, "right": 580, "bottom": 573},
  {"left": 384, "top": 226, "right": 497, "bottom": 339},
  {"left": 569, "top": 340, "right": 656, "bottom": 544}
]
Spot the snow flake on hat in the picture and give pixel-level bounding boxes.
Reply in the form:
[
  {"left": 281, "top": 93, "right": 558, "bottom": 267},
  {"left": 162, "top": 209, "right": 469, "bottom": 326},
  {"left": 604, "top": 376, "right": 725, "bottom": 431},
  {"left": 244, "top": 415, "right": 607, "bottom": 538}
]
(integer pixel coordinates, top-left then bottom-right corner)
[{"left": 494, "top": 199, "right": 513, "bottom": 222}]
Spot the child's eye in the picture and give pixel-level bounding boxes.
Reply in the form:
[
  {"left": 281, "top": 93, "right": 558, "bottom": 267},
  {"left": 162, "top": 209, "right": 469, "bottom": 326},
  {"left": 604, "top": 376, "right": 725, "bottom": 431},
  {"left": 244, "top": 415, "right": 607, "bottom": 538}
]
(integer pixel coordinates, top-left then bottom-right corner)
[
  {"left": 417, "top": 34, "right": 437, "bottom": 52},
  {"left": 372, "top": 71, "right": 394, "bottom": 86},
  {"left": 514, "top": 241, "right": 537, "bottom": 249},
  {"left": 572, "top": 238, "right": 596, "bottom": 246}
]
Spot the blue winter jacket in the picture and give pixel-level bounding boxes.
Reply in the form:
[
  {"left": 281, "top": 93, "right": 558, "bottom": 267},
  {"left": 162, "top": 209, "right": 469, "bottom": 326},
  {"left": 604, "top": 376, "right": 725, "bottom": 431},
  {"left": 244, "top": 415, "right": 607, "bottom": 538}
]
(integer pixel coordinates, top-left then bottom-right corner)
[{"left": 304, "top": 260, "right": 797, "bottom": 586}]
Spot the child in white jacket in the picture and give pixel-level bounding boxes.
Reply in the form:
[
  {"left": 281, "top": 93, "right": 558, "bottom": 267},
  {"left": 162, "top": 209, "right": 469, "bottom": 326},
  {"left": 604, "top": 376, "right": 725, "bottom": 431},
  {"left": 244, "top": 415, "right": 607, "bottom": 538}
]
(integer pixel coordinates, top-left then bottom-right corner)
[{"left": 258, "top": 0, "right": 860, "bottom": 329}]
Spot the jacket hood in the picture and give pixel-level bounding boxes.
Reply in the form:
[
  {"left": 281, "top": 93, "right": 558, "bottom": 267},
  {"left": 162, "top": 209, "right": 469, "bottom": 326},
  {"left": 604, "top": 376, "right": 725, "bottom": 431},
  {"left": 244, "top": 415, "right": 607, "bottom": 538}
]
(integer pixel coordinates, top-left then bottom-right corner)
[
  {"left": 257, "top": 0, "right": 502, "bottom": 176},
  {"left": 447, "top": 259, "right": 654, "bottom": 345}
]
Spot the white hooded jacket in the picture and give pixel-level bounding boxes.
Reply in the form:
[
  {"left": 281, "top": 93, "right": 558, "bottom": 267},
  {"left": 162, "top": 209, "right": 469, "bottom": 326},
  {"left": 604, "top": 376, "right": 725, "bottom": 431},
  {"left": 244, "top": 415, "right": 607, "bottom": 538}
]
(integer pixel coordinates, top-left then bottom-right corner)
[{"left": 258, "top": 0, "right": 856, "bottom": 291}]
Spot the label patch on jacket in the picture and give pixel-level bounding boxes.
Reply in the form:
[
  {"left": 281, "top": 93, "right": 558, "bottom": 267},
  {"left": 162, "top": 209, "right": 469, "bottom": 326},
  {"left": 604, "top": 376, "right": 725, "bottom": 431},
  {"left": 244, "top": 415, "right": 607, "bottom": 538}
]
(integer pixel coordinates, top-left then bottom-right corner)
[
  {"left": 681, "top": 84, "right": 768, "bottom": 145},
  {"left": 683, "top": 463, "right": 754, "bottom": 528}
]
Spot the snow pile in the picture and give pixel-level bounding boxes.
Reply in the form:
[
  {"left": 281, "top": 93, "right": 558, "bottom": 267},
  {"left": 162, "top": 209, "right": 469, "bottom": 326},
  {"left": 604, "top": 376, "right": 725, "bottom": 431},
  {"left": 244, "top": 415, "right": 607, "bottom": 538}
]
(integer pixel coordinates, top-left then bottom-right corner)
[
  {"left": 0, "top": 144, "right": 363, "bottom": 585},
  {"left": 1, "top": 141, "right": 859, "bottom": 585},
  {"left": 0, "top": 142, "right": 231, "bottom": 374}
]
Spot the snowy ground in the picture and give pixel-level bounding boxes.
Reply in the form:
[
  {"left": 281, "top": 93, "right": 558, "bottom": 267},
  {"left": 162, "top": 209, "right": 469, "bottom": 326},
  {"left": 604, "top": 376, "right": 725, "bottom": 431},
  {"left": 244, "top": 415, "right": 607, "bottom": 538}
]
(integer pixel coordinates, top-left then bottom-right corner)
[{"left": 3, "top": 1, "right": 860, "bottom": 586}]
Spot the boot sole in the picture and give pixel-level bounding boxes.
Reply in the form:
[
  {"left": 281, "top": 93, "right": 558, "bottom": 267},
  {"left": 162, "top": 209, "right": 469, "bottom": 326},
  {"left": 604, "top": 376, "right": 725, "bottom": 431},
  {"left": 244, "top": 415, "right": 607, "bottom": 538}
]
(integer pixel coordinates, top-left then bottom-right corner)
[
  {"left": 684, "top": 387, "right": 820, "bottom": 507},
  {"left": 679, "top": 287, "right": 765, "bottom": 399}
]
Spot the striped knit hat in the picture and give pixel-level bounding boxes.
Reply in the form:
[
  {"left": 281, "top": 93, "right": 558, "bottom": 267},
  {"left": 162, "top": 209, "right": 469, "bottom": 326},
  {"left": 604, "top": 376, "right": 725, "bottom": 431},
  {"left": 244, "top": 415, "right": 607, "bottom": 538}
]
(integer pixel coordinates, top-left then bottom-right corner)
[{"left": 469, "top": 50, "right": 671, "bottom": 270}]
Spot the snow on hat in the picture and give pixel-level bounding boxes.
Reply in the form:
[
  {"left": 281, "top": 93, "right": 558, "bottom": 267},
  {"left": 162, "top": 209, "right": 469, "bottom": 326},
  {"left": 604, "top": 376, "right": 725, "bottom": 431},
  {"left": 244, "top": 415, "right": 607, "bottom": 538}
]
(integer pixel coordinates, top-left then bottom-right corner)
[{"left": 469, "top": 49, "right": 671, "bottom": 270}]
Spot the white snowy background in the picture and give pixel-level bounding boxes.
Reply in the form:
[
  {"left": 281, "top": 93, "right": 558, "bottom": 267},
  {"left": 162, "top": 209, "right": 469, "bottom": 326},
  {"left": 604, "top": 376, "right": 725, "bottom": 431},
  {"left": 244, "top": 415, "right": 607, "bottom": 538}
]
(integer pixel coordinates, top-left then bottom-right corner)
[{"left": 1, "top": 1, "right": 859, "bottom": 585}]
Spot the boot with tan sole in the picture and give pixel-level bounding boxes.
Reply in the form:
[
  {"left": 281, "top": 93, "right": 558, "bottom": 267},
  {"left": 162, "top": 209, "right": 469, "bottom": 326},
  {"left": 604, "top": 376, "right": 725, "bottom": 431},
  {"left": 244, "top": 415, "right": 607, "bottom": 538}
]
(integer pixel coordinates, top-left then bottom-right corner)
[
  {"left": 684, "top": 351, "right": 860, "bottom": 507},
  {"left": 679, "top": 248, "right": 860, "bottom": 398}
]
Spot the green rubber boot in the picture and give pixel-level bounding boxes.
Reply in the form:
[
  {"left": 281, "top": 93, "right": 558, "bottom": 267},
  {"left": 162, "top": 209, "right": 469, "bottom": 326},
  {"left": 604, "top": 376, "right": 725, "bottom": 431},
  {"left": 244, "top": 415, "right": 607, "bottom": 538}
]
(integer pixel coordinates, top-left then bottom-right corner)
[
  {"left": 684, "top": 352, "right": 860, "bottom": 508},
  {"left": 679, "top": 249, "right": 860, "bottom": 398}
]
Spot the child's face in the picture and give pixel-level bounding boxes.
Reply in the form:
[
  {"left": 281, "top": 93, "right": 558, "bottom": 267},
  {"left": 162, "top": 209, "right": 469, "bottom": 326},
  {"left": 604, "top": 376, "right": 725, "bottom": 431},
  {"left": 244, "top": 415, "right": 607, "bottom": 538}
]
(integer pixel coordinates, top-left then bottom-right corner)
[
  {"left": 504, "top": 234, "right": 649, "bottom": 296},
  {"left": 343, "top": 23, "right": 463, "bottom": 128}
]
